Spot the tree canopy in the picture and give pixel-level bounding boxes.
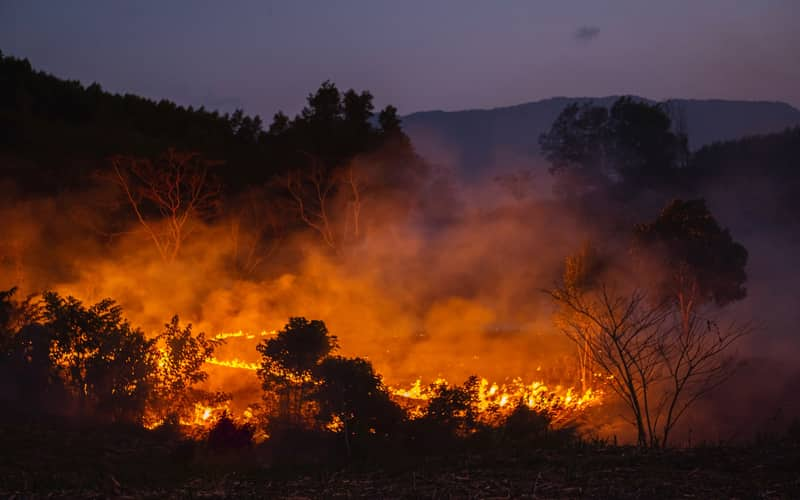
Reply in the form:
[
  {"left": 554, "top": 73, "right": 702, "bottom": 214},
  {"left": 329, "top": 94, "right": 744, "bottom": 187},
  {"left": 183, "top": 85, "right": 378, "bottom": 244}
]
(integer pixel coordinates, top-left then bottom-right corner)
[
  {"left": 634, "top": 199, "right": 748, "bottom": 308},
  {"left": 539, "top": 97, "right": 689, "bottom": 194},
  {"left": 0, "top": 52, "right": 418, "bottom": 195}
]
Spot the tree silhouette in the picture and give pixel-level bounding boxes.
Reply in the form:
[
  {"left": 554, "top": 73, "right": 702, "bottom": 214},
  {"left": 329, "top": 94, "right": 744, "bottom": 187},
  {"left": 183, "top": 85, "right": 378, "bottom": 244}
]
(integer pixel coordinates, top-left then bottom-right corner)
[
  {"left": 150, "top": 315, "right": 225, "bottom": 425},
  {"left": 207, "top": 412, "right": 255, "bottom": 451},
  {"left": 0, "top": 288, "right": 17, "bottom": 356},
  {"left": 634, "top": 199, "right": 748, "bottom": 310},
  {"left": 539, "top": 102, "right": 611, "bottom": 196},
  {"left": 378, "top": 105, "right": 403, "bottom": 137},
  {"left": 607, "top": 97, "right": 686, "bottom": 188},
  {"left": 256, "top": 317, "right": 338, "bottom": 427},
  {"left": 539, "top": 97, "right": 688, "bottom": 195},
  {"left": 313, "top": 356, "right": 403, "bottom": 455},
  {"left": 551, "top": 202, "right": 749, "bottom": 447},
  {"left": 422, "top": 376, "right": 482, "bottom": 437},
  {"left": 108, "top": 149, "right": 222, "bottom": 262},
  {"left": 40, "top": 292, "right": 156, "bottom": 422}
]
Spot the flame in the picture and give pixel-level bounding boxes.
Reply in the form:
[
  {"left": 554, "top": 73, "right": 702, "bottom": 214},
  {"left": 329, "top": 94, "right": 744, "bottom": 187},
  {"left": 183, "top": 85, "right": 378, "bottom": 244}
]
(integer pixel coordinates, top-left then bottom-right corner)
[
  {"left": 214, "top": 330, "right": 277, "bottom": 341},
  {"left": 390, "top": 377, "right": 600, "bottom": 425},
  {"left": 185, "top": 331, "right": 605, "bottom": 430},
  {"left": 205, "top": 356, "right": 260, "bottom": 371}
]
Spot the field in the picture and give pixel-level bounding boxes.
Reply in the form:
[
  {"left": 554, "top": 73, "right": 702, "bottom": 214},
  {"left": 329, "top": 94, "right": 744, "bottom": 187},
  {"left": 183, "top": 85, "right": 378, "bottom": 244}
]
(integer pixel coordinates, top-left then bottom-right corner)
[{"left": 2, "top": 417, "right": 798, "bottom": 499}]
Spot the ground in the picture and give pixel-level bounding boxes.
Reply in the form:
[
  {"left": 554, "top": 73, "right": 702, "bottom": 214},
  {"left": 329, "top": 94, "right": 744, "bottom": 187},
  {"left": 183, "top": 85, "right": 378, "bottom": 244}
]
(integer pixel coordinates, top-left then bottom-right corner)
[{"left": 1, "top": 418, "right": 798, "bottom": 498}]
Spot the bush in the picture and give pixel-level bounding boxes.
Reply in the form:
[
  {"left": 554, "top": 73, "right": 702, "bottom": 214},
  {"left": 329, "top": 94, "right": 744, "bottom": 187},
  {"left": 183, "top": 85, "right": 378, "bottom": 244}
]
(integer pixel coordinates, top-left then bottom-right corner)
[{"left": 207, "top": 413, "right": 254, "bottom": 451}]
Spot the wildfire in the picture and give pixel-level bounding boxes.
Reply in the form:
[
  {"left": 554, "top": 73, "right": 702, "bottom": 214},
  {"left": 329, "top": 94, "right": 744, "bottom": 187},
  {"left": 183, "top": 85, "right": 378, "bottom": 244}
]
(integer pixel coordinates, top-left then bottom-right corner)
[
  {"left": 197, "top": 330, "right": 603, "bottom": 430},
  {"left": 206, "top": 356, "right": 259, "bottom": 371},
  {"left": 214, "top": 330, "right": 277, "bottom": 341},
  {"left": 391, "top": 377, "right": 600, "bottom": 425},
  {"left": 186, "top": 402, "right": 225, "bottom": 427}
]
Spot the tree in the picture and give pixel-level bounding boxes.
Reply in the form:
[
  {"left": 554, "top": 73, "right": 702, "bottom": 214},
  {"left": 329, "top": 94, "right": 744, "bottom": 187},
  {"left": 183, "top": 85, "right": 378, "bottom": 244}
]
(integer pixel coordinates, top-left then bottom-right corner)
[
  {"left": 342, "top": 89, "right": 376, "bottom": 149},
  {"left": 150, "top": 315, "right": 225, "bottom": 425},
  {"left": 556, "top": 242, "right": 608, "bottom": 392},
  {"left": 551, "top": 280, "right": 672, "bottom": 447},
  {"left": 539, "top": 97, "right": 689, "bottom": 195},
  {"left": 378, "top": 105, "right": 402, "bottom": 137},
  {"left": 227, "top": 187, "right": 286, "bottom": 278},
  {"left": 207, "top": 412, "right": 255, "bottom": 451},
  {"left": 538, "top": 102, "right": 611, "bottom": 195},
  {"left": 283, "top": 157, "right": 366, "bottom": 251},
  {"left": 108, "top": 149, "right": 221, "bottom": 262},
  {"left": 634, "top": 199, "right": 748, "bottom": 312},
  {"left": 40, "top": 292, "right": 157, "bottom": 422},
  {"left": 422, "top": 376, "right": 482, "bottom": 437},
  {"left": 0, "top": 287, "right": 56, "bottom": 410},
  {"left": 313, "top": 356, "right": 403, "bottom": 455},
  {"left": 0, "top": 287, "right": 18, "bottom": 356},
  {"left": 263, "top": 81, "right": 422, "bottom": 251},
  {"left": 607, "top": 97, "right": 685, "bottom": 188},
  {"left": 284, "top": 158, "right": 340, "bottom": 249},
  {"left": 256, "top": 317, "right": 338, "bottom": 427},
  {"left": 551, "top": 202, "right": 749, "bottom": 447},
  {"left": 633, "top": 199, "right": 749, "bottom": 445}
]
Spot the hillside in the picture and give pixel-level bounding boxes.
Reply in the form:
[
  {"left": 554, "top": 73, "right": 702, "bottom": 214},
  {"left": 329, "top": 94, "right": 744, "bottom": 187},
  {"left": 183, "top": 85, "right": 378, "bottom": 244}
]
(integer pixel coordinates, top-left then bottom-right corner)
[{"left": 403, "top": 97, "right": 800, "bottom": 177}]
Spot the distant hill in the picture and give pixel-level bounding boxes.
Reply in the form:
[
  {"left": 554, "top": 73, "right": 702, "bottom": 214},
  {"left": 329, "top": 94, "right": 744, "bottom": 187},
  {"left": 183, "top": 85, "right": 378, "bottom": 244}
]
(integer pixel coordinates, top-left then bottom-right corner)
[{"left": 402, "top": 97, "right": 800, "bottom": 177}]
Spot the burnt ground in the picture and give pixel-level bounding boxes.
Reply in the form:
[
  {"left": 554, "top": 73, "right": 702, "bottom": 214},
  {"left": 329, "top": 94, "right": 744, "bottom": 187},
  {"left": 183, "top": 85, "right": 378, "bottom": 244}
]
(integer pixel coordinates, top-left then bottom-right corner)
[{"left": 1, "top": 418, "right": 798, "bottom": 499}]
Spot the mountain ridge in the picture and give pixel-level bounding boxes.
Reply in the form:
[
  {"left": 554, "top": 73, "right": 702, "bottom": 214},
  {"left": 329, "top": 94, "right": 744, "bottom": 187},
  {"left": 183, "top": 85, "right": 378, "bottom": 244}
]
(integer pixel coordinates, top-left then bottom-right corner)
[{"left": 402, "top": 96, "right": 800, "bottom": 177}]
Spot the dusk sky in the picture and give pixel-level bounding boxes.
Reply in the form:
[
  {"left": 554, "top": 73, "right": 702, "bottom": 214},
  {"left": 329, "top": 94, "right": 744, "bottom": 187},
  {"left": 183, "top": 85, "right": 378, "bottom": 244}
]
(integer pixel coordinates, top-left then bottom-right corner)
[{"left": 2, "top": 1, "right": 798, "bottom": 118}]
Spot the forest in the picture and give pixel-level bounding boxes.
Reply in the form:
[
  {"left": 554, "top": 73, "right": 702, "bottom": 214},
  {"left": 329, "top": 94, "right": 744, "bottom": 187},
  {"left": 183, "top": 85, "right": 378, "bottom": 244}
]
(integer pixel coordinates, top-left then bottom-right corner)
[{"left": 1, "top": 51, "right": 799, "bottom": 497}]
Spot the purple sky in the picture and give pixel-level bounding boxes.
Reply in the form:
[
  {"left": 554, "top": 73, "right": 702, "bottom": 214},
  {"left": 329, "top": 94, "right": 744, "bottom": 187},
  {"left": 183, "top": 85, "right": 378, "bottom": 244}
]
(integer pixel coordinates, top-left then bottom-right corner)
[{"left": 2, "top": 1, "right": 798, "bottom": 118}]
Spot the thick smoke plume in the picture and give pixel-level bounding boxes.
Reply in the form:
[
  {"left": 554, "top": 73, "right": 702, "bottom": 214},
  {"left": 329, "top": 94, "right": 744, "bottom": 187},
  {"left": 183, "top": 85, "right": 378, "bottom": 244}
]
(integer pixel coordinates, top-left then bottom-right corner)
[{"left": 1, "top": 146, "right": 798, "bottom": 443}]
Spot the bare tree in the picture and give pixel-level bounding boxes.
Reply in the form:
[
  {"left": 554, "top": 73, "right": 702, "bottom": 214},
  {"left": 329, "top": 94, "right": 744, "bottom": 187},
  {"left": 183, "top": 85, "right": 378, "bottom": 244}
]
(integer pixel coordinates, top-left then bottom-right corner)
[
  {"left": 551, "top": 277, "right": 747, "bottom": 448},
  {"left": 342, "top": 164, "right": 362, "bottom": 240},
  {"left": 228, "top": 189, "right": 285, "bottom": 278},
  {"left": 108, "top": 149, "right": 221, "bottom": 262},
  {"left": 285, "top": 162, "right": 337, "bottom": 249},
  {"left": 284, "top": 156, "right": 364, "bottom": 252}
]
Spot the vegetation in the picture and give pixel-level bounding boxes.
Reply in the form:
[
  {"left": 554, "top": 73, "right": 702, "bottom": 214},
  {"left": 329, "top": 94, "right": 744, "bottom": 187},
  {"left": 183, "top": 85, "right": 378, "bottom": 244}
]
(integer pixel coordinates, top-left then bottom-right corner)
[
  {"left": 150, "top": 316, "right": 226, "bottom": 426},
  {"left": 539, "top": 97, "right": 689, "bottom": 196},
  {"left": 1, "top": 53, "right": 799, "bottom": 495},
  {"left": 551, "top": 201, "right": 750, "bottom": 448}
]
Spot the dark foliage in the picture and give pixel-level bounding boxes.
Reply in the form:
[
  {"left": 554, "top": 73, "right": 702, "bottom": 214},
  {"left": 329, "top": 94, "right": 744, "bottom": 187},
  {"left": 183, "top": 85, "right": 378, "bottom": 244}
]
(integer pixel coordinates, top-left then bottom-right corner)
[
  {"left": 313, "top": 356, "right": 405, "bottom": 455},
  {"left": 256, "top": 317, "right": 338, "bottom": 426},
  {"left": 634, "top": 198, "right": 748, "bottom": 306},
  {"left": 150, "top": 315, "right": 226, "bottom": 424},
  {"left": 691, "top": 126, "right": 800, "bottom": 228},
  {"left": 422, "top": 376, "right": 482, "bottom": 436},
  {"left": 0, "top": 51, "right": 419, "bottom": 195},
  {"left": 0, "top": 292, "right": 159, "bottom": 422},
  {"left": 496, "top": 402, "right": 578, "bottom": 449},
  {"left": 38, "top": 293, "right": 157, "bottom": 422},
  {"left": 207, "top": 412, "right": 255, "bottom": 451},
  {"left": 539, "top": 96, "right": 689, "bottom": 195}
]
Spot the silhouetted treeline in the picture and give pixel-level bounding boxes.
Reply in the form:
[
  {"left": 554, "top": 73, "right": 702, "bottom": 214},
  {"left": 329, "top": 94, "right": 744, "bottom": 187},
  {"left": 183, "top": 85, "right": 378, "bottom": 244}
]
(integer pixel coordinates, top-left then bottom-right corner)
[
  {"left": 691, "top": 126, "right": 800, "bottom": 228},
  {"left": 0, "top": 51, "right": 419, "bottom": 194},
  {"left": 0, "top": 288, "right": 225, "bottom": 425},
  {"left": 0, "top": 290, "right": 573, "bottom": 461}
]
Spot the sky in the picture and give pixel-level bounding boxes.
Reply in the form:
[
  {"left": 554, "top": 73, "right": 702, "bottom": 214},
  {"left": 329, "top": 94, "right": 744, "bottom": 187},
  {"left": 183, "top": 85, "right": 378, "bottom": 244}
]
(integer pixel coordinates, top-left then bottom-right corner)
[{"left": 1, "top": 1, "right": 798, "bottom": 119}]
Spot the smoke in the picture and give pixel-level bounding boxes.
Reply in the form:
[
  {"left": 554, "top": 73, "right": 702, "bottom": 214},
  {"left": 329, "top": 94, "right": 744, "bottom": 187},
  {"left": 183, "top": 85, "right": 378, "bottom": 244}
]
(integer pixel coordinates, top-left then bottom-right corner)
[
  {"left": 0, "top": 157, "right": 587, "bottom": 393},
  {"left": 2, "top": 141, "right": 798, "bottom": 443}
]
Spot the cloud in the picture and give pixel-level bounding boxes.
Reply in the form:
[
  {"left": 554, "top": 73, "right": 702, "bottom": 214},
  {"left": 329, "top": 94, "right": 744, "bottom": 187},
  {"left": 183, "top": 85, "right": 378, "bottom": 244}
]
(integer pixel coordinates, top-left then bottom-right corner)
[{"left": 574, "top": 25, "right": 600, "bottom": 43}]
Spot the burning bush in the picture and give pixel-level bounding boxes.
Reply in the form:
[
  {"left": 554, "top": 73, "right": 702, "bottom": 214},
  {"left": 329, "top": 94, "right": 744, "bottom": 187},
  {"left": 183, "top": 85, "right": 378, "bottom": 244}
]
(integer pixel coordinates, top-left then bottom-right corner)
[{"left": 148, "top": 315, "right": 229, "bottom": 427}]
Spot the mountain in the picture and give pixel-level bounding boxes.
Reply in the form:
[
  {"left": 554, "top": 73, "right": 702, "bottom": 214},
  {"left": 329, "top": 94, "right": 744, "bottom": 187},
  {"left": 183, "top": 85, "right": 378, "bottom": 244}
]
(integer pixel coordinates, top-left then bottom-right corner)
[{"left": 402, "top": 97, "right": 800, "bottom": 177}]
